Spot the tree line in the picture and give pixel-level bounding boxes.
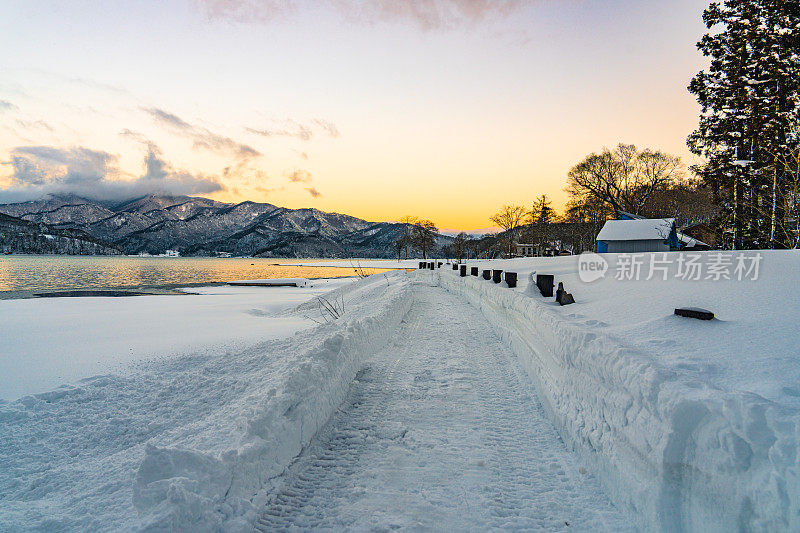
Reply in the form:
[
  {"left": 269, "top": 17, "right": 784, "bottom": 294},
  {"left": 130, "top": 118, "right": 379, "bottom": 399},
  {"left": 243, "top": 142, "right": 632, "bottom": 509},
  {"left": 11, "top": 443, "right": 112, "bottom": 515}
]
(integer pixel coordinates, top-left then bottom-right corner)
[
  {"left": 488, "top": 143, "right": 719, "bottom": 256},
  {"left": 396, "top": 1, "right": 799, "bottom": 258},
  {"left": 688, "top": 0, "right": 800, "bottom": 249},
  {"left": 488, "top": 0, "right": 799, "bottom": 254}
]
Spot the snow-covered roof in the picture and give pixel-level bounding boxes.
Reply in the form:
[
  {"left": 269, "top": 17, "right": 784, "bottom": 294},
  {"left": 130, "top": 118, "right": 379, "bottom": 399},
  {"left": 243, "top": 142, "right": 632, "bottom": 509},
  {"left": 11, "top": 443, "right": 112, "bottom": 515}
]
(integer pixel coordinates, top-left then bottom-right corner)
[{"left": 596, "top": 218, "right": 675, "bottom": 241}]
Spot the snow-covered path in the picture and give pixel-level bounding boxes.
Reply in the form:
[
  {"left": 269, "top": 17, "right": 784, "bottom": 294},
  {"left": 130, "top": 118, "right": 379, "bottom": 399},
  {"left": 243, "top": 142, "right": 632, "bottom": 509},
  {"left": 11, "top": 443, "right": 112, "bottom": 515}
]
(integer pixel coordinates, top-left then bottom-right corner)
[{"left": 257, "top": 284, "right": 632, "bottom": 531}]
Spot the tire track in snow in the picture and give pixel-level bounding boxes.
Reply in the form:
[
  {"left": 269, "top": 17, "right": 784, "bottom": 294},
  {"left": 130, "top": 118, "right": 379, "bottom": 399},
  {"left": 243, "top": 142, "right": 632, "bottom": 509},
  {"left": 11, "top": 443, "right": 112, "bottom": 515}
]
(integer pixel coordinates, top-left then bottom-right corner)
[{"left": 256, "top": 284, "right": 633, "bottom": 531}]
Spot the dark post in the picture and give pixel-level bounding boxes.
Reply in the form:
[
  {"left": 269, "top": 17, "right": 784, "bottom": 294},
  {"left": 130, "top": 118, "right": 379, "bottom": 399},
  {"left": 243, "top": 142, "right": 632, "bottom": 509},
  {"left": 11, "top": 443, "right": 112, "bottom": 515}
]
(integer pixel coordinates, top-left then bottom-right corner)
[
  {"left": 536, "top": 274, "right": 554, "bottom": 297},
  {"left": 460, "top": 265, "right": 467, "bottom": 277},
  {"left": 505, "top": 272, "right": 517, "bottom": 288},
  {"left": 438, "top": 262, "right": 443, "bottom": 268},
  {"left": 428, "top": 262, "right": 434, "bottom": 270},
  {"left": 492, "top": 269, "right": 503, "bottom": 284},
  {"left": 674, "top": 307, "right": 713, "bottom": 320},
  {"left": 419, "top": 261, "right": 425, "bottom": 269},
  {"left": 555, "top": 281, "right": 575, "bottom": 305},
  {"left": 482, "top": 270, "right": 492, "bottom": 280},
  {"left": 470, "top": 267, "right": 478, "bottom": 276},
  {"left": 453, "top": 264, "right": 459, "bottom": 271}
]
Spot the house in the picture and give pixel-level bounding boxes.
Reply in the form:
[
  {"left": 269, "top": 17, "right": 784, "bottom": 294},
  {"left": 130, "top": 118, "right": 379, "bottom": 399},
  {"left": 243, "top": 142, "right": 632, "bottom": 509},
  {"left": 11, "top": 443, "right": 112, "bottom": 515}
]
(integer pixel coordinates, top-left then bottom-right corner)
[
  {"left": 514, "top": 243, "right": 565, "bottom": 257},
  {"left": 612, "top": 211, "right": 711, "bottom": 251},
  {"left": 596, "top": 218, "right": 679, "bottom": 253},
  {"left": 515, "top": 243, "right": 537, "bottom": 257}
]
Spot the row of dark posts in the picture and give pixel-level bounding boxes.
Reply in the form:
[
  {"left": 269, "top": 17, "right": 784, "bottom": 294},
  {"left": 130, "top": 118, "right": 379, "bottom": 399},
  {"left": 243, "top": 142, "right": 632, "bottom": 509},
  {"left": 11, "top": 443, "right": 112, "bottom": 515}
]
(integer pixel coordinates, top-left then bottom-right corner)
[
  {"left": 422, "top": 261, "right": 518, "bottom": 288},
  {"left": 416, "top": 261, "right": 572, "bottom": 305}
]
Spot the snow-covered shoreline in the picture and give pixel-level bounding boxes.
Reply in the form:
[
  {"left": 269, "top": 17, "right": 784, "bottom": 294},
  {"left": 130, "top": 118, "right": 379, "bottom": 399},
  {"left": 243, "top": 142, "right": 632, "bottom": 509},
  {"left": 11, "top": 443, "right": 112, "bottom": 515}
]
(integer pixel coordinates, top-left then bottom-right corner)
[
  {"left": 0, "top": 272, "right": 413, "bottom": 530},
  {"left": 419, "top": 251, "right": 800, "bottom": 531},
  {"left": 0, "top": 279, "right": 356, "bottom": 400}
]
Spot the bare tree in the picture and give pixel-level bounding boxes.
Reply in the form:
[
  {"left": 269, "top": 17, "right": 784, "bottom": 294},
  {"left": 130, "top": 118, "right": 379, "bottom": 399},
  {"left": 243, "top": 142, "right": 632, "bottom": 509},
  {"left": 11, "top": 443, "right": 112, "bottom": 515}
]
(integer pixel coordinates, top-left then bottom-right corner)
[
  {"left": 451, "top": 231, "right": 469, "bottom": 260},
  {"left": 566, "top": 144, "right": 684, "bottom": 216},
  {"left": 398, "top": 215, "right": 417, "bottom": 259},
  {"left": 393, "top": 238, "right": 404, "bottom": 261},
  {"left": 490, "top": 205, "right": 527, "bottom": 256},
  {"left": 411, "top": 219, "right": 438, "bottom": 259}
]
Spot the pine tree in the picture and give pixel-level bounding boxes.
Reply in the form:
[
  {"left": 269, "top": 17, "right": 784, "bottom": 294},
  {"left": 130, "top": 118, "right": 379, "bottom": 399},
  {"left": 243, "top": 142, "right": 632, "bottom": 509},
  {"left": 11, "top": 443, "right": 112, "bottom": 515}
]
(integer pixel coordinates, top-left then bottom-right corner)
[{"left": 688, "top": 0, "right": 800, "bottom": 249}]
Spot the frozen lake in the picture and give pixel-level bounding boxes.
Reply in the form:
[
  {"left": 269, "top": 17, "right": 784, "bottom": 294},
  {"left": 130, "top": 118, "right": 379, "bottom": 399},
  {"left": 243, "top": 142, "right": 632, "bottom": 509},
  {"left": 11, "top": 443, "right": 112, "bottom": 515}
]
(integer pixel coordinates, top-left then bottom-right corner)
[{"left": 0, "top": 255, "right": 396, "bottom": 294}]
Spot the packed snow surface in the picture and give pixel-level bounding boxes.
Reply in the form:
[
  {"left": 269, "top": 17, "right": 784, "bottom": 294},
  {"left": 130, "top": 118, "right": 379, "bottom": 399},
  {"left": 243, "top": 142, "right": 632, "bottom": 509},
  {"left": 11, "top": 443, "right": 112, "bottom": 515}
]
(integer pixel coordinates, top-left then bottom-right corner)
[
  {"left": 257, "top": 284, "right": 630, "bottom": 531},
  {"left": 0, "top": 279, "right": 350, "bottom": 400},
  {"left": 420, "top": 250, "right": 800, "bottom": 531}
]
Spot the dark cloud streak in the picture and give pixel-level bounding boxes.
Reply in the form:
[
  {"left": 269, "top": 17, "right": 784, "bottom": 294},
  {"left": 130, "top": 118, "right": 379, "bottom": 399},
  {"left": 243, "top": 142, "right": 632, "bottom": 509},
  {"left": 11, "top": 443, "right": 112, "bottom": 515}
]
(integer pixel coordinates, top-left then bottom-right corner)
[
  {"left": 287, "top": 169, "right": 312, "bottom": 183},
  {"left": 246, "top": 118, "right": 340, "bottom": 141},
  {"left": 0, "top": 100, "right": 18, "bottom": 112},
  {"left": 142, "top": 106, "right": 261, "bottom": 160}
]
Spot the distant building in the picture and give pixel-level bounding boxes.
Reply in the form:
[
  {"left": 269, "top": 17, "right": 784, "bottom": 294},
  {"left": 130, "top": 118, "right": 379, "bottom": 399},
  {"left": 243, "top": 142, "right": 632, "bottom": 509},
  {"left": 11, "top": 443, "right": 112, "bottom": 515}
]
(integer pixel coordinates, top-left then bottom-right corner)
[
  {"left": 515, "top": 243, "right": 536, "bottom": 257},
  {"left": 596, "top": 218, "right": 679, "bottom": 253},
  {"left": 514, "top": 243, "right": 564, "bottom": 257}
]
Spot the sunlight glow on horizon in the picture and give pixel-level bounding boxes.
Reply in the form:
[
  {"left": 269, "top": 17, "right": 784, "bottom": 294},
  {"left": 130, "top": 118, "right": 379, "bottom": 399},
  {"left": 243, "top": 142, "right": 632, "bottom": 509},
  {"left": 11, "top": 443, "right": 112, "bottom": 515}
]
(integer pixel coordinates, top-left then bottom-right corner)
[{"left": 0, "top": 0, "right": 709, "bottom": 230}]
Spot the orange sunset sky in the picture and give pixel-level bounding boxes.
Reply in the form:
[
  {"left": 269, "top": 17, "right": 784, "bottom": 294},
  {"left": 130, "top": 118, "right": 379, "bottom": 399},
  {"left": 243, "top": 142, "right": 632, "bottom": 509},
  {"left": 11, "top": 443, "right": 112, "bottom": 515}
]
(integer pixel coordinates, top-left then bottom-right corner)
[{"left": 0, "top": 0, "right": 709, "bottom": 232}]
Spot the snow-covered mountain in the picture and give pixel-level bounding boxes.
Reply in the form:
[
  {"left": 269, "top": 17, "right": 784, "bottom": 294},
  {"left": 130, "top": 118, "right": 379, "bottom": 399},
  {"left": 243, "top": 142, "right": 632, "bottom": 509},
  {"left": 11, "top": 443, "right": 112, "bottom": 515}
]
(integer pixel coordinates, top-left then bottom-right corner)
[
  {"left": 0, "top": 194, "right": 451, "bottom": 257},
  {"left": 0, "top": 211, "right": 122, "bottom": 255}
]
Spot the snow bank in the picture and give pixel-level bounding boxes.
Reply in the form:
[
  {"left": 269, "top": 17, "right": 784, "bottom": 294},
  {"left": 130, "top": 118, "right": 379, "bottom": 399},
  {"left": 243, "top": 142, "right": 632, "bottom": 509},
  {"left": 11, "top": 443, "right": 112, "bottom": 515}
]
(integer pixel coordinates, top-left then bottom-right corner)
[
  {"left": 0, "top": 272, "right": 412, "bottom": 531},
  {"left": 419, "top": 255, "right": 800, "bottom": 532},
  {"left": 131, "top": 272, "right": 413, "bottom": 530}
]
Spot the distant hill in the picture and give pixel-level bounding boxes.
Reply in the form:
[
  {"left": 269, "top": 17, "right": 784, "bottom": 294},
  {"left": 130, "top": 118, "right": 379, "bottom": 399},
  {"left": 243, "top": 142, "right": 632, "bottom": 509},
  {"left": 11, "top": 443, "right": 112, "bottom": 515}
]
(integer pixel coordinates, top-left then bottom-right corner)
[
  {"left": 0, "top": 211, "right": 122, "bottom": 255},
  {"left": 0, "top": 194, "right": 452, "bottom": 257}
]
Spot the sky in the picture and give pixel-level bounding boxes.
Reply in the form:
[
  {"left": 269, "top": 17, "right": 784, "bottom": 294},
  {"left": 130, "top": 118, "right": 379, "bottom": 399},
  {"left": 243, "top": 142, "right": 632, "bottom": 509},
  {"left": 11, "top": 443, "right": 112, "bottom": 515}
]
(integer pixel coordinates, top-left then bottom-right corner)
[{"left": 0, "top": 0, "right": 710, "bottom": 232}]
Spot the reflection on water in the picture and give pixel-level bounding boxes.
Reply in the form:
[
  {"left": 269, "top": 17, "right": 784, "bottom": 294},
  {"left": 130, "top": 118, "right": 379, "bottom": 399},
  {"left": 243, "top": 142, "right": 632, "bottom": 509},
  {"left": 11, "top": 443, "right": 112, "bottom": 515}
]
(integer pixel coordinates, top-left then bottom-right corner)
[{"left": 0, "top": 255, "right": 394, "bottom": 292}]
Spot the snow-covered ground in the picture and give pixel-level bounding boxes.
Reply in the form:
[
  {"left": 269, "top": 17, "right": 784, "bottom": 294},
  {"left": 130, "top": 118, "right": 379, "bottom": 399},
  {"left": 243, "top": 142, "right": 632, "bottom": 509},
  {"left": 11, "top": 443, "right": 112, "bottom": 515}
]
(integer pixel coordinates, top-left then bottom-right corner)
[
  {"left": 0, "top": 272, "right": 413, "bottom": 530},
  {"left": 2, "top": 251, "right": 797, "bottom": 531},
  {"left": 419, "top": 250, "right": 800, "bottom": 531},
  {"left": 0, "top": 278, "right": 353, "bottom": 400},
  {"left": 257, "top": 284, "right": 631, "bottom": 531}
]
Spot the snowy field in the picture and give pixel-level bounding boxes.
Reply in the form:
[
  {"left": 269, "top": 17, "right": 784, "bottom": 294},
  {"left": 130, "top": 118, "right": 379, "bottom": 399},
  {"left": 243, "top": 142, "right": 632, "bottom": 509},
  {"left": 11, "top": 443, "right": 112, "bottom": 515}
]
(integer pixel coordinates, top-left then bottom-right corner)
[
  {"left": 0, "top": 272, "right": 413, "bottom": 530},
  {"left": 0, "top": 278, "right": 353, "bottom": 400},
  {"left": 2, "top": 251, "right": 798, "bottom": 531}
]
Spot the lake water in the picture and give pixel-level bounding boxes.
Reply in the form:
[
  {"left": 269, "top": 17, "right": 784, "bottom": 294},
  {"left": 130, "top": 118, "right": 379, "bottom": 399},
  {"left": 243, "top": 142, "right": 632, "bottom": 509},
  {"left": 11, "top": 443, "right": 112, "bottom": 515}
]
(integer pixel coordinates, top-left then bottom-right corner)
[{"left": 0, "top": 255, "right": 395, "bottom": 293}]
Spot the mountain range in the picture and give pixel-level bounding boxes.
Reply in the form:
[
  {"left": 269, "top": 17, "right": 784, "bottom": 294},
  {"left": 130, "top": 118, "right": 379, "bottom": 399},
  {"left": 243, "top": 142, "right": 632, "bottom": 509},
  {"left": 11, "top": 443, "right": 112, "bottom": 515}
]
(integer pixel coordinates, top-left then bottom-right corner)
[{"left": 0, "top": 194, "right": 450, "bottom": 258}]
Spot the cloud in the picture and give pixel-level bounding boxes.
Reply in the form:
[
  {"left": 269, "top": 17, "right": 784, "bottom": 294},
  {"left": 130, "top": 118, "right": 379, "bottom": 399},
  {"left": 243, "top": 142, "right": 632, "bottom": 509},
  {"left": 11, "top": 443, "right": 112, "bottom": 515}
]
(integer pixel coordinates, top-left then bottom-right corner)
[
  {"left": 16, "top": 119, "right": 53, "bottom": 132},
  {"left": 311, "top": 119, "right": 340, "bottom": 138},
  {"left": 142, "top": 107, "right": 261, "bottom": 160},
  {"left": 195, "top": 0, "right": 529, "bottom": 30},
  {"left": 0, "top": 100, "right": 18, "bottom": 112},
  {"left": 143, "top": 107, "right": 192, "bottom": 129},
  {"left": 247, "top": 124, "right": 312, "bottom": 141},
  {"left": 0, "top": 144, "right": 225, "bottom": 203},
  {"left": 287, "top": 169, "right": 312, "bottom": 183},
  {"left": 305, "top": 186, "right": 322, "bottom": 198},
  {"left": 246, "top": 118, "right": 340, "bottom": 141}
]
